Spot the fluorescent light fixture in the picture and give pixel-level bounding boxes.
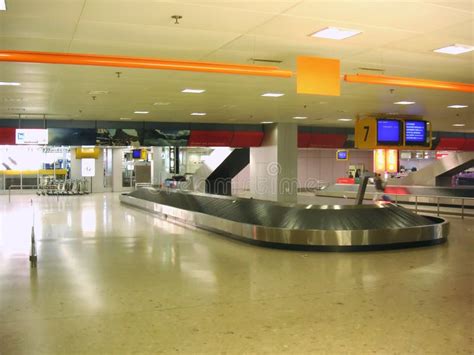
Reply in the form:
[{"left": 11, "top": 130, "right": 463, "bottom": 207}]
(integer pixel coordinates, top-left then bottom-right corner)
[
  {"left": 310, "top": 27, "right": 362, "bottom": 40},
  {"left": 191, "top": 112, "right": 206, "bottom": 116},
  {"left": 261, "top": 121, "right": 273, "bottom": 124},
  {"left": 448, "top": 105, "right": 468, "bottom": 109},
  {"left": 292, "top": 116, "right": 307, "bottom": 120},
  {"left": 0, "top": 0, "right": 5, "bottom": 11},
  {"left": 153, "top": 102, "right": 170, "bottom": 106},
  {"left": 434, "top": 44, "right": 474, "bottom": 55},
  {"left": 134, "top": 111, "right": 149, "bottom": 114},
  {"left": 394, "top": 101, "right": 415, "bottom": 105},
  {"left": 120, "top": 117, "right": 132, "bottom": 120},
  {"left": 182, "top": 88, "right": 205, "bottom": 94},
  {"left": 0, "top": 82, "right": 20, "bottom": 86},
  {"left": 338, "top": 118, "right": 353, "bottom": 122},
  {"left": 261, "top": 92, "right": 284, "bottom": 97},
  {"left": 452, "top": 123, "right": 465, "bottom": 127}
]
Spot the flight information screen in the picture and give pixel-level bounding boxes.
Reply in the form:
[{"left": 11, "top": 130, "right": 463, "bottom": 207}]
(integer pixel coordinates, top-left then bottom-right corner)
[
  {"left": 377, "top": 119, "right": 401, "bottom": 145},
  {"left": 337, "top": 150, "right": 348, "bottom": 160},
  {"left": 405, "top": 120, "right": 427, "bottom": 145}
]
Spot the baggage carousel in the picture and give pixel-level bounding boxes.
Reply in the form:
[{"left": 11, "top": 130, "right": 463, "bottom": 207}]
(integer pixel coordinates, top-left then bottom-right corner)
[{"left": 120, "top": 188, "right": 449, "bottom": 251}]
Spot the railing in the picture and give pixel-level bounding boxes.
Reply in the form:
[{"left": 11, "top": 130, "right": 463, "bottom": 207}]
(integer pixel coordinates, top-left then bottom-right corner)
[
  {"left": 314, "top": 189, "right": 474, "bottom": 219},
  {"left": 391, "top": 194, "right": 474, "bottom": 219}
]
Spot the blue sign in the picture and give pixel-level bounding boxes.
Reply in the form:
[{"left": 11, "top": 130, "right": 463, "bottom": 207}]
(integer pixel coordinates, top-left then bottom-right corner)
[
  {"left": 405, "top": 120, "right": 426, "bottom": 144},
  {"left": 377, "top": 119, "right": 401, "bottom": 145},
  {"left": 337, "top": 150, "right": 348, "bottom": 160}
]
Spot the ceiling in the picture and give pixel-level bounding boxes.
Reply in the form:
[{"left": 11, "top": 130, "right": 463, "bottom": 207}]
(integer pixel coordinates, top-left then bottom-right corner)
[{"left": 0, "top": 0, "right": 473, "bottom": 132}]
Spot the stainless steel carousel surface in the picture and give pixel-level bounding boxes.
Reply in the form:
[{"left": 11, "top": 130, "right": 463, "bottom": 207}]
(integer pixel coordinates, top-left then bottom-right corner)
[{"left": 120, "top": 188, "right": 449, "bottom": 251}]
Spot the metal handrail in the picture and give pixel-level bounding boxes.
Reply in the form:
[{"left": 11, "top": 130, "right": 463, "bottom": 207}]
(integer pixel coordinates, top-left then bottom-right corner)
[
  {"left": 391, "top": 193, "right": 474, "bottom": 219},
  {"left": 316, "top": 189, "right": 474, "bottom": 219}
]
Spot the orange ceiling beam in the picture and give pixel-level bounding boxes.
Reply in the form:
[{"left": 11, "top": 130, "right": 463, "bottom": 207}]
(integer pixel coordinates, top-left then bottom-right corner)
[
  {"left": 344, "top": 73, "right": 474, "bottom": 93},
  {"left": 0, "top": 50, "right": 293, "bottom": 78}
]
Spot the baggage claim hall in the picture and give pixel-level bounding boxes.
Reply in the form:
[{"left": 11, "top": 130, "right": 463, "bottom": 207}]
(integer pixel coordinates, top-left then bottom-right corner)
[{"left": 0, "top": 1, "right": 473, "bottom": 354}]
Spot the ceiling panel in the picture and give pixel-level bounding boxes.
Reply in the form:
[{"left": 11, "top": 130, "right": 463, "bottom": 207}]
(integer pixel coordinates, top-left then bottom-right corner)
[
  {"left": 285, "top": 1, "right": 472, "bottom": 33},
  {"left": 170, "top": 0, "right": 303, "bottom": 14},
  {"left": 1, "top": 0, "right": 85, "bottom": 19},
  {"left": 250, "top": 14, "right": 418, "bottom": 48},
  {"left": 81, "top": 1, "right": 277, "bottom": 34},
  {"left": 0, "top": 0, "right": 472, "bottom": 132},
  {"left": 426, "top": 1, "right": 474, "bottom": 12},
  {"left": 0, "top": 17, "right": 77, "bottom": 39},
  {"left": 0, "top": 37, "right": 70, "bottom": 52},
  {"left": 73, "top": 21, "right": 240, "bottom": 51}
]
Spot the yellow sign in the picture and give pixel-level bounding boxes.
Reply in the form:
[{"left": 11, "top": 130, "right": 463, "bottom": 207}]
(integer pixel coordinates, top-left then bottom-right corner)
[
  {"left": 355, "top": 117, "right": 377, "bottom": 149},
  {"left": 296, "top": 56, "right": 340, "bottom": 96},
  {"left": 75, "top": 147, "right": 100, "bottom": 159}
]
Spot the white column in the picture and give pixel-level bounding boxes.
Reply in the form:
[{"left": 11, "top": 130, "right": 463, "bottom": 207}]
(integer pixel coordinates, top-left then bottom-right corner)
[
  {"left": 70, "top": 148, "right": 81, "bottom": 179},
  {"left": 112, "top": 148, "right": 123, "bottom": 192},
  {"left": 250, "top": 123, "right": 297, "bottom": 203},
  {"left": 91, "top": 149, "right": 104, "bottom": 193},
  {"left": 151, "top": 147, "right": 172, "bottom": 187}
]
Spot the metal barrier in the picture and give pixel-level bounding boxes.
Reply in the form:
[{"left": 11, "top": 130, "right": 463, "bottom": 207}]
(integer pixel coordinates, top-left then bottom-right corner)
[
  {"left": 323, "top": 190, "right": 474, "bottom": 219},
  {"left": 394, "top": 194, "right": 474, "bottom": 220}
]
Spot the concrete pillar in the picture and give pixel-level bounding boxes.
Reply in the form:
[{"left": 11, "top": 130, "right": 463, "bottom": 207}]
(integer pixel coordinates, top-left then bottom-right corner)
[
  {"left": 250, "top": 123, "right": 297, "bottom": 203},
  {"left": 112, "top": 148, "right": 123, "bottom": 192},
  {"left": 151, "top": 147, "right": 168, "bottom": 186},
  {"left": 70, "top": 148, "right": 81, "bottom": 179},
  {"left": 91, "top": 149, "right": 104, "bottom": 193}
]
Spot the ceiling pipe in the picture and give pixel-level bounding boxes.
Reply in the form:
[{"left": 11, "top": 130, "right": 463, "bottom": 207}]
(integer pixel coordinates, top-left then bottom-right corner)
[
  {"left": 344, "top": 73, "right": 474, "bottom": 93},
  {"left": 0, "top": 50, "right": 292, "bottom": 78}
]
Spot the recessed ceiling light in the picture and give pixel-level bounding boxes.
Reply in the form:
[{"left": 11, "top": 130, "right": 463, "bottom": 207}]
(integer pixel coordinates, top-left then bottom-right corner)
[
  {"left": 452, "top": 123, "right": 465, "bottom": 127},
  {"left": 191, "top": 112, "right": 206, "bottom": 116},
  {"left": 394, "top": 101, "right": 415, "bottom": 105},
  {"left": 0, "top": 0, "right": 6, "bottom": 11},
  {"left": 120, "top": 117, "right": 132, "bottom": 121},
  {"left": 448, "top": 105, "right": 468, "bottom": 109},
  {"left": 292, "top": 116, "right": 308, "bottom": 120},
  {"left": 153, "top": 102, "right": 170, "bottom": 106},
  {"left": 261, "top": 121, "right": 273, "bottom": 124},
  {"left": 0, "top": 82, "right": 21, "bottom": 86},
  {"left": 310, "top": 27, "right": 362, "bottom": 40},
  {"left": 182, "top": 89, "right": 205, "bottom": 94},
  {"left": 434, "top": 44, "right": 474, "bottom": 55},
  {"left": 261, "top": 92, "right": 284, "bottom": 97},
  {"left": 338, "top": 118, "right": 353, "bottom": 122},
  {"left": 134, "top": 111, "right": 149, "bottom": 114}
]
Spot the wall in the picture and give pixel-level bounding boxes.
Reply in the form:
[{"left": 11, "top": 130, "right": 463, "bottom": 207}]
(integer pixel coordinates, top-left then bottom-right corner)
[
  {"left": 298, "top": 149, "right": 373, "bottom": 187},
  {"left": 232, "top": 148, "right": 373, "bottom": 193}
]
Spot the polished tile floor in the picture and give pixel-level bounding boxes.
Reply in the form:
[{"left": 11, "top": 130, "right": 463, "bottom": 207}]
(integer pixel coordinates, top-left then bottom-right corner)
[{"left": 0, "top": 193, "right": 473, "bottom": 354}]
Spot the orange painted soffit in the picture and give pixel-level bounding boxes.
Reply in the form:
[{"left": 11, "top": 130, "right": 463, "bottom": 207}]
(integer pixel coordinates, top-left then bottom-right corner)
[
  {"left": 0, "top": 50, "right": 292, "bottom": 78},
  {"left": 344, "top": 74, "right": 474, "bottom": 93}
]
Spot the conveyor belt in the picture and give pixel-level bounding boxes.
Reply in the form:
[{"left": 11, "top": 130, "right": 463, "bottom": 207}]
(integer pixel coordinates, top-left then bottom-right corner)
[{"left": 120, "top": 188, "right": 449, "bottom": 251}]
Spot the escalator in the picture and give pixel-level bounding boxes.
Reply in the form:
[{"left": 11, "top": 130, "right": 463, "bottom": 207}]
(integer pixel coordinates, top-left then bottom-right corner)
[
  {"left": 205, "top": 148, "right": 249, "bottom": 195},
  {"left": 390, "top": 152, "right": 474, "bottom": 186}
]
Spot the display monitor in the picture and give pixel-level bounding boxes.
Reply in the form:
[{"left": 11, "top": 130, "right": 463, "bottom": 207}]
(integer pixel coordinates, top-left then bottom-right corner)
[
  {"left": 377, "top": 119, "right": 401, "bottom": 145},
  {"left": 336, "top": 150, "right": 348, "bottom": 160},
  {"left": 132, "top": 149, "right": 142, "bottom": 159},
  {"left": 405, "top": 120, "right": 427, "bottom": 145}
]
